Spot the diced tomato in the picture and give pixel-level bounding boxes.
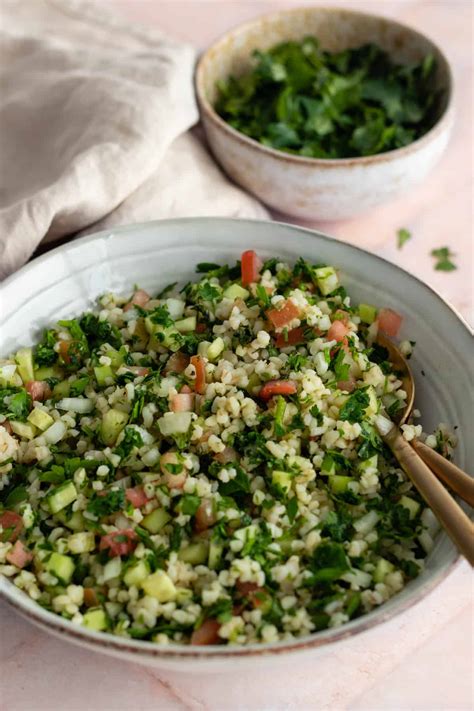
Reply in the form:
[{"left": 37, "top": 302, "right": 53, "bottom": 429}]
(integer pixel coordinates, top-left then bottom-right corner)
[
  {"left": 214, "top": 446, "right": 238, "bottom": 464},
  {"left": 377, "top": 308, "right": 403, "bottom": 338},
  {"left": 164, "top": 352, "right": 190, "bottom": 375},
  {"left": 25, "top": 380, "right": 51, "bottom": 402},
  {"left": 327, "top": 320, "right": 349, "bottom": 342},
  {"left": 171, "top": 393, "right": 194, "bottom": 413},
  {"left": 99, "top": 529, "right": 137, "bottom": 557},
  {"left": 241, "top": 250, "right": 262, "bottom": 287},
  {"left": 190, "top": 355, "right": 206, "bottom": 395},
  {"left": 125, "top": 486, "right": 149, "bottom": 508},
  {"left": 267, "top": 299, "right": 300, "bottom": 329},
  {"left": 275, "top": 326, "right": 305, "bottom": 348},
  {"left": 194, "top": 499, "right": 216, "bottom": 532},
  {"left": 124, "top": 289, "right": 150, "bottom": 312},
  {"left": 338, "top": 377, "right": 356, "bottom": 393},
  {"left": 180, "top": 384, "right": 193, "bottom": 394},
  {"left": 190, "top": 618, "right": 221, "bottom": 646},
  {"left": 259, "top": 380, "right": 297, "bottom": 401},
  {"left": 6, "top": 540, "right": 33, "bottom": 569},
  {"left": 83, "top": 587, "right": 99, "bottom": 608},
  {"left": 0, "top": 511, "right": 23, "bottom": 542},
  {"left": 125, "top": 366, "right": 150, "bottom": 377},
  {"left": 196, "top": 323, "right": 207, "bottom": 334},
  {"left": 236, "top": 581, "right": 260, "bottom": 596},
  {"left": 58, "top": 339, "right": 84, "bottom": 366}
]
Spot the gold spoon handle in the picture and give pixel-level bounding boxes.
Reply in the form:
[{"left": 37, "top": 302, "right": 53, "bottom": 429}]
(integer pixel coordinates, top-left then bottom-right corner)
[
  {"left": 385, "top": 428, "right": 474, "bottom": 566},
  {"left": 412, "top": 440, "right": 474, "bottom": 508}
]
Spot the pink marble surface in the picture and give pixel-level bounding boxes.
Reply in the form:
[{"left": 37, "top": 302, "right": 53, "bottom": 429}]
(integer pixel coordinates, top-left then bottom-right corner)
[{"left": 1, "top": 2, "right": 472, "bottom": 709}]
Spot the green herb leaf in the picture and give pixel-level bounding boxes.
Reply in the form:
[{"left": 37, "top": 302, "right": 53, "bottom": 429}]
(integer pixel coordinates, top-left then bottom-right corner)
[
  {"left": 431, "top": 247, "right": 457, "bottom": 271},
  {"left": 397, "top": 227, "right": 411, "bottom": 249}
]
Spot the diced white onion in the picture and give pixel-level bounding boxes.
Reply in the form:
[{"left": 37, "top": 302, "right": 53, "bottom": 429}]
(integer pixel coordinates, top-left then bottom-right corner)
[
  {"left": 102, "top": 556, "right": 122, "bottom": 582},
  {"left": 164, "top": 298, "right": 185, "bottom": 320},
  {"left": 56, "top": 398, "right": 94, "bottom": 414},
  {"left": 158, "top": 412, "right": 192, "bottom": 436},
  {"left": 375, "top": 414, "right": 394, "bottom": 436},
  {"left": 43, "top": 420, "right": 67, "bottom": 444},
  {"left": 354, "top": 510, "right": 380, "bottom": 534}
]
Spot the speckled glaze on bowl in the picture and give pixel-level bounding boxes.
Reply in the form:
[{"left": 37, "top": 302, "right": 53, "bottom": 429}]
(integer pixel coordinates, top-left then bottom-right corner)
[
  {"left": 0, "top": 218, "right": 471, "bottom": 671},
  {"left": 196, "top": 7, "right": 454, "bottom": 220}
]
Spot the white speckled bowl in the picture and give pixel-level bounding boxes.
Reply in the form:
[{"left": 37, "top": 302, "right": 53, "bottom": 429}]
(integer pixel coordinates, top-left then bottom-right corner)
[
  {"left": 196, "top": 7, "right": 454, "bottom": 220},
  {"left": 0, "top": 218, "right": 471, "bottom": 671}
]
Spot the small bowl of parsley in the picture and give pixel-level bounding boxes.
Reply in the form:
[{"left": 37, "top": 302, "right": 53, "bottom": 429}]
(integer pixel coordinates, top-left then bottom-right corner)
[{"left": 196, "top": 7, "right": 453, "bottom": 220}]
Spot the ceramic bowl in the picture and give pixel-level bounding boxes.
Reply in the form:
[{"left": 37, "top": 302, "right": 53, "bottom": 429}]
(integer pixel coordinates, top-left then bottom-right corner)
[
  {"left": 0, "top": 218, "right": 471, "bottom": 671},
  {"left": 196, "top": 7, "right": 454, "bottom": 220}
]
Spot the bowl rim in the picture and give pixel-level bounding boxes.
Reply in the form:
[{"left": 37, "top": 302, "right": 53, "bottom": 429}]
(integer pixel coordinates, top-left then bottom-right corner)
[
  {"left": 0, "top": 216, "right": 469, "bottom": 662},
  {"left": 195, "top": 5, "right": 454, "bottom": 168}
]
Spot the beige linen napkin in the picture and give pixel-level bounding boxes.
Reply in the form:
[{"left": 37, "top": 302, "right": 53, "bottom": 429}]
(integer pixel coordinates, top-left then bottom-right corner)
[{"left": 0, "top": 0, "right": 267, "bottom": 280}]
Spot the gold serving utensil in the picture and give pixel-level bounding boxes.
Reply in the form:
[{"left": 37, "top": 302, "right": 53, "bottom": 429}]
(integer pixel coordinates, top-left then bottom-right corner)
[{"left": 376, "top": 334, "right": 474, "bottom": 565}]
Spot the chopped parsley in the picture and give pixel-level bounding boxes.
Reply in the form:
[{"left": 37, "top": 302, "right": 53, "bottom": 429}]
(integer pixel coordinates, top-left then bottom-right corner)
[
  {"left": 397, "top": 227, "right": 412, "bottom": 249},
  {"left": 431, "top": 246, "right": 457, "bottom": 272}
]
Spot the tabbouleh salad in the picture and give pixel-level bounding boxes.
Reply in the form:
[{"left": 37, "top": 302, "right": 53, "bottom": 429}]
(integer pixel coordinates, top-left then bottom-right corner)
[{"left": 0, "top": 250, "right": 452, "bottom": 646}]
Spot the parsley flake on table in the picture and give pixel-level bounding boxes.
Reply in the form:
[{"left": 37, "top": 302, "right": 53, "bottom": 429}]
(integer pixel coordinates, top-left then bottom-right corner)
[
  {"left": 431, "top": 247, "right": 457, "bottom": 272},
  {"left": 397, "top": 227, "right": 412, "bottom": 249}
]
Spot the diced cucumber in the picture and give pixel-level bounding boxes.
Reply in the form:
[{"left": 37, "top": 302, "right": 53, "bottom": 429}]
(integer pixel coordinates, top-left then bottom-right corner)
[
  {"left": 27, "top": 408, "right": 54, "bottom": 431},
  {"left": 399, "top": 495, "right": 420, "bottom": 520},
  {"left": 314, "top": 266, "right": 339, "bottom": 296},
  {"left": 246, "top": 372, "right": 261, "bottom": 395},
  {"left": 329, "top": 475, "right": 353, "bottom": 494},
  {"left": 178, "top": 541, "right": 209, "bottom": 565},
  {"left": 208, "top": 539, "right": 224, "bottom": 570},
  {"left": 197, "top": 341, "right": 211, "bottom": 358},
  {"left": 365, "top": 386, "right": 379, "bottom": 417},
  {"left": 157, "top": 412, "right": 192, "bottom": 436},
  {"left": 272, "top": 470, "right": 292, "bottom": 494},
  {"left": 145, "top": 318, "right": 181, "bottom": 351},
  {"left": 321, "top": 453, "right": 336, "bottom": 476},
  {"left": 141, "top": 507, "right": 171, "bottom": 534},
  {"left": 57, "top": 510, "right": 85, "bottom": 532},
  {"left": 82, "top": 608, "right": 108, "bottom": 631},
  {"left": 94, "top": 365, "right": 114, "bottom": 387},
  {"left": 10, "top": 421, "right": 37, "bottom": 440},
  {"left": 223, "top": 283, "right": 250, "bottom": 301},
  {"left": 133, "top": 318, "right": 149, "bottom": 349},
  {"left": 100, "top": 408, "right": 129, "bottom": 446},
  {"left": 46, "top": 552, "right": 75, "bottom": 584},
  {"left": 123, "top": 559, "right": 150, "bottom": 587},
  {"left": 174, "top": 316, "right": 197, "bottom": 333},
  {"left": 34, "top": 366, "right": 62, "bottom": 381},
  {"left": 373, "top": 558, "right": 395, "bottom": 583},
  {"left": 53, "top": 380, "right": 70, "bottom": 399},
  {"left": 358, "top": 455, "right": 378, "bottom": 473},
  {"left": 358, "top": 303, "right": 377, "bottom": 324},
  {"left": 105, "top": 348, "right": 124, "bottom": 369},
  {"left": 48, "top": 481, "right": 77, "bottom": 514},
  {"left": 67, "top": 531, "right": 95, "bottom": 554},
  {"left": 207, "top": 337, "right": 225, "bottom": 362},
  {"left": 175, "top": 587, "right": 193, "bottom": 603},
  {"left": 141, "top": 570, "right": 177, "bottom": 602},
  {"left": 15, "top": 348, "right": 34, "bottom": 384}
]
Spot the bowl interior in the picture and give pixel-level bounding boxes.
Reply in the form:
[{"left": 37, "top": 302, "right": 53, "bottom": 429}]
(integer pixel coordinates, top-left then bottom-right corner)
[
  {"left": 0, "top": 218, "right": 470, "bottom": 663},
  {"left": 198, "top": 7, "right": 451, "bottom": 122}
]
